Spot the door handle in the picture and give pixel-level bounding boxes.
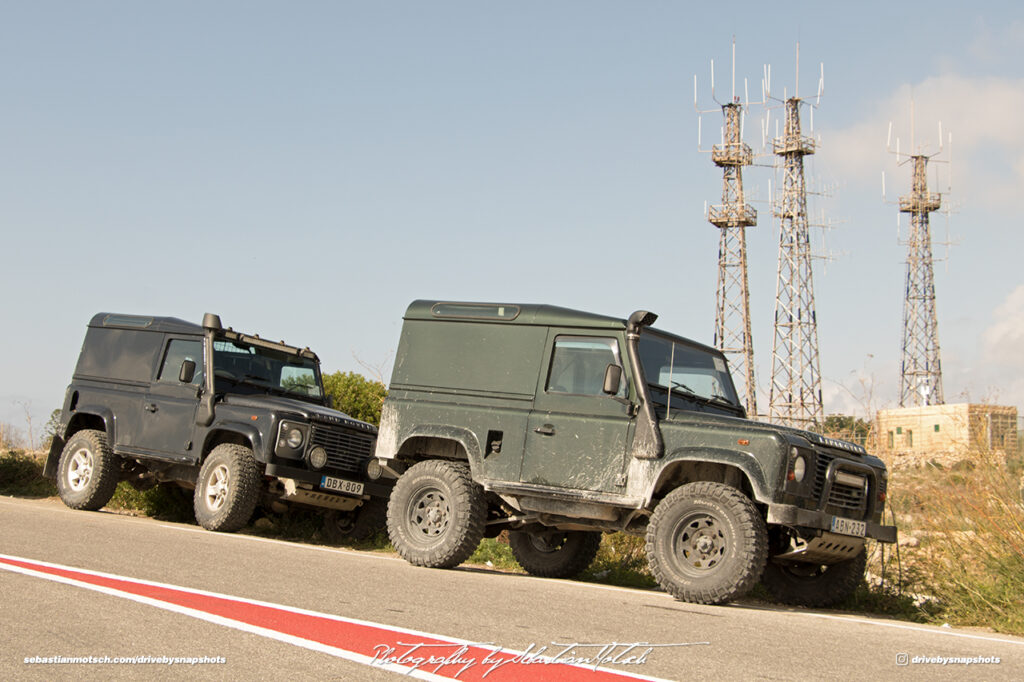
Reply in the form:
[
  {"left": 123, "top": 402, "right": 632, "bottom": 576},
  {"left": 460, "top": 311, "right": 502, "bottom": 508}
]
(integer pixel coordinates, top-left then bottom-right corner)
[
  {"left": 533, "top": 424, "right": 555, "bottom": 436},
  {"left": 144, "top": 403, "right": 158, "bottom": 413}
]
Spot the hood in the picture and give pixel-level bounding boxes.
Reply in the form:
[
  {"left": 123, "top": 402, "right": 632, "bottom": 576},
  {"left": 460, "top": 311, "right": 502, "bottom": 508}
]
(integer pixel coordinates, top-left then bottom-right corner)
[
  {"left": 661, "top": 409, "right": 872, "bottom": 460},
  {"left": 221, "top": 394, "right": 377, "bottom": 434}
]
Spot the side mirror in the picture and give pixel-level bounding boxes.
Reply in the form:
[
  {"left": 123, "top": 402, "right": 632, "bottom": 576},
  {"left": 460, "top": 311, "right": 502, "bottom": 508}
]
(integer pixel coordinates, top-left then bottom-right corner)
[
  {"left": 179, "top": 359, "right": 197, "bottom": 383},
  {"left": 603, "top": 364, "right": 623, "bottom": 395},
  {"left": 325, "top": 395, "right": 335, "bottom": 409}
]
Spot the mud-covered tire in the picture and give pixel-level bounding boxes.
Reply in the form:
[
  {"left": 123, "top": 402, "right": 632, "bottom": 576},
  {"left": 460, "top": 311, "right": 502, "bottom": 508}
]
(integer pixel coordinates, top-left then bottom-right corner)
[
  {"left": 762, "top": 549, "right": 867, "bottom": 607},
  {"left": 55, "top": 430, "right": 120, "bottom": 511},
  {"left": 646, "top": 481, "right": 768, "bottom": 605},
  {"left": 323, "top": 496, "right": 389, "bottom": 543},
  {"left": 509, "top": 529, "right": 602, "bottom": 579},
  {"left": 387, "top": 460, "right": 486, "bottom": 568},
  {"left": 193, "top": 444, "right": 261, "bottom": 532}
]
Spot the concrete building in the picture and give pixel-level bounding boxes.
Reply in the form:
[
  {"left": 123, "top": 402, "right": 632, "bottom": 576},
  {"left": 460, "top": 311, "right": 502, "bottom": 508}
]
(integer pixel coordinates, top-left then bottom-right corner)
[{"left": 875, "top": 403, "right": 1018, "bottom": 466}]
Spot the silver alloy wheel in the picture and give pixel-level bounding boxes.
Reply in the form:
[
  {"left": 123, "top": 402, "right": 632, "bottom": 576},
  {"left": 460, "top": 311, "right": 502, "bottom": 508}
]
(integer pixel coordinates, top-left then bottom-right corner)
[
  {"left": 203, "top": 464, "right": 231, "bottom": 512},
  {"left": 67, "top": 448, "right": 94, "bottom": 491}
]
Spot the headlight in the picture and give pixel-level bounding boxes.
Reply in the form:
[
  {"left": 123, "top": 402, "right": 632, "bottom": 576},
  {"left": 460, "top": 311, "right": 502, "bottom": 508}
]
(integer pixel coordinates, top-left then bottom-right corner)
[
  {"left": 308, "top": 446, "right": 328, "bottom": 470},
  {"left": 277, "top": 421, "right": 306, "bottom": 450},
  {"left": 366, "top": 458, "right": 383, "bottom": 480},
  {"left": 793, "top": 455, "right": 806, "bottom": 482}
]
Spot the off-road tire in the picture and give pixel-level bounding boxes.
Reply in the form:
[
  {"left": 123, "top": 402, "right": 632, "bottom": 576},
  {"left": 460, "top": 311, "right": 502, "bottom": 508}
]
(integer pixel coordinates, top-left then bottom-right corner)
[
  {"left": 761, "top": 548, "right": 867, "bottom": 607},
  {"left": 56, "top": 429, "right": 120, "bottom": 511},
  {"left": 323, "top": 496, "right": 389, "bottom": 543},
  {"left": 387, "top": 460, "right": 486, "bottom": 568},
  {"left": 193, "top": 443, "right": 261, "bottom": 532},
  {"left": 509, "top": 529, "right": 602, "bottom": 578},
  {"left": 646, "top": 481, "right": 768, "bottom": 605}
]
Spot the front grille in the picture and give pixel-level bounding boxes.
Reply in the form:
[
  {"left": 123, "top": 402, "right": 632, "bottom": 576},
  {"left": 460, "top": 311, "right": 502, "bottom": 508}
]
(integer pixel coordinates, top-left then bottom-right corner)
[
  {"left": 827, "top": 481, "right": 867, "bottom": 511},
  {"left": 812, "top": 452, "right": 835, "bottom": 500},
  {"left": 813, "top": 451, "right": 869, "bottom": 517},
  {"left": 310, "top": 424, "right": 374, "bottom": 476}
]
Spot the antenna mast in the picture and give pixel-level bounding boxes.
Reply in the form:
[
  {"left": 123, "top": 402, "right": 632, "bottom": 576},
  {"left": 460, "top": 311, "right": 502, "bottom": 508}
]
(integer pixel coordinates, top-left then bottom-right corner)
[
  {"left": 767, "top": 45, "right": 825, "bottom": 431},
  {"left": 696, "top": 40, "right": 759, "bottom": 416},
  {"left": 892, "top": 116, "right": 948, "bottom": 407}
]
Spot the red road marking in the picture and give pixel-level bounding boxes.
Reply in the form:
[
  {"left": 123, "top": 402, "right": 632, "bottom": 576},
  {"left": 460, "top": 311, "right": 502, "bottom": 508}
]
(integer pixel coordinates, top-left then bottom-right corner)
[{"left": 0, "top": 554, "right": 668, "bottom": 681}]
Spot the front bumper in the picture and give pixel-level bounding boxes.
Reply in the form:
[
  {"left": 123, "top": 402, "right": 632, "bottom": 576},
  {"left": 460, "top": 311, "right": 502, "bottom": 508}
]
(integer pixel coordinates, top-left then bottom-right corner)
[
  {"left": 767, "top": 503, "right": 897, "bottom": 543},
  {"left": 265, "top": 462, "right": 393, "bottom": 500}
]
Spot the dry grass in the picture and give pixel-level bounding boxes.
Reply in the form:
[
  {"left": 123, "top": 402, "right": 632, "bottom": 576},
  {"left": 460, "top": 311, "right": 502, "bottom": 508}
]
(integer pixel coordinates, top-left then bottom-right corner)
[{"left": 880, "top": 453, "right": 1024, "bottom": 634}]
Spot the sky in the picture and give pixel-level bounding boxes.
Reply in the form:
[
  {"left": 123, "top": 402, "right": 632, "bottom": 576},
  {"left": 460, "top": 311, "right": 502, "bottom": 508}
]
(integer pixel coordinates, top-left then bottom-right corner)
[{"left": 2, "top": 1, "right": 1023, "bottom": 442}]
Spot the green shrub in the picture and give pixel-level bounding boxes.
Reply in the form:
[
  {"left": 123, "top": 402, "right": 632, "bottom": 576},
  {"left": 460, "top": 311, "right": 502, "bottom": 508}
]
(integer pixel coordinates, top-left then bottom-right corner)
[
  {"left": 107, "top": 482, "right": 195, "bottom": 522},
  {"left": 322, "top": 372, "right": 387, "bottom": 426},
  {"left": 0, "top": 449, "right": 57, "bottom": 497}
]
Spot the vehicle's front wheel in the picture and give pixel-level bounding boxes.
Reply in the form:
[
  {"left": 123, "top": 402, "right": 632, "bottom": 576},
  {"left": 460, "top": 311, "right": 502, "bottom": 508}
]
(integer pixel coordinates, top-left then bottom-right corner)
[
  {"left": 509, "top": 529, "right": 602, "bottom": 578},
  {"left": 193, "top": 443, "right": 261, "bottom": 532},
  {"left": 761, "top": 549, "right": 867, "bottom": 607},
  {"left": 56, "top": 430, "right": 120, "bottom": 511},
  {"left": 646, "top": 481, "right": 767, "bottom": 605},
  {"left": 387, "top": 460, "right": 486, "bottom": 568}
]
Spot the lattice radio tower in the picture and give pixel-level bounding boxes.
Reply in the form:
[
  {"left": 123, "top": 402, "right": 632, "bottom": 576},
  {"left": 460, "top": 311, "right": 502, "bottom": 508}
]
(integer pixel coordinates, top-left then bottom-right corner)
[
  {"left": 766, "top": 49, "right": 825, "bottom": 430},
  {"left": 886, "top": 114, "right": 950, "bottom": 407},
  {"left": 695, "top": 42, "right": 759, "bottom": 416}
]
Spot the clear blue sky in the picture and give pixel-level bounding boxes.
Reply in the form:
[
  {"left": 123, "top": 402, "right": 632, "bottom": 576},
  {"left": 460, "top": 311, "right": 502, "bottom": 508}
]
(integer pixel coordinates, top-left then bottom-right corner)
[{"left": 3, "top": 1, "right": 1022, "bottom": 441}]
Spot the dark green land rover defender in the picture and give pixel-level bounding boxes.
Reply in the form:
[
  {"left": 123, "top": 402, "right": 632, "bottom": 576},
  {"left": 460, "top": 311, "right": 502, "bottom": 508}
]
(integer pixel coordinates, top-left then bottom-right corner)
[
  {"left": 377, "top": 301, "right": 896, "bottom": 606},
  {"left": 46, "top": 313, "right": 389, "bottom": 537}
]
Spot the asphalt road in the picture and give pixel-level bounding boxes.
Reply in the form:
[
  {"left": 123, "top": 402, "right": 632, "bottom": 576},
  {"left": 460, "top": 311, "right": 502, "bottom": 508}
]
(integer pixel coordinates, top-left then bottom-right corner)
[{"left": 2, "top": 495, "right": 1022, "bottom": 681}]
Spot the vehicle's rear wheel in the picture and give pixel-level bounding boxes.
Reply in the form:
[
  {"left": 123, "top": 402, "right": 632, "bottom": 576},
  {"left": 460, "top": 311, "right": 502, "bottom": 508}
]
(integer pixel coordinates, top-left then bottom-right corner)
[
  {"left": 193, "top": 443, "right": 261, "bottom": 532},
  {"left": 509, "top": 529, "right": 602, "bottom": 578},
  {"left": 646, "top": 481, "right": 767, "bottom": 605},
  {"left": 762, "top": 549, "right": 867, "bottom": 607},
  {"left": 387, "top": 460, "right": 486, "bottom": 568},
  {"left": 56, "top": 429, "right": 120, "bottom": 511},
  {"left": 323, "top": 497, "right": 388, "bottom": 543}
]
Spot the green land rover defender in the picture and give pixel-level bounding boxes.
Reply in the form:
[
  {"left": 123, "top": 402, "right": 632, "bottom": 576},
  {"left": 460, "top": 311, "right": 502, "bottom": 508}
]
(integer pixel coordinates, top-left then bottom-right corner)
[{"left": 376, "top": 301, "right": 897, "bottom": 606}]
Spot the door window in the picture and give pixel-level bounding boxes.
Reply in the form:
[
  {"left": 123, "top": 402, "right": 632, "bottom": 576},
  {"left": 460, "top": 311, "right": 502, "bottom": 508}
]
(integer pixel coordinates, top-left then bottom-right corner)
[
  {"left": 545, "top": 336, "right": 625, "bottom": 397},
  {"left": 158, "top": 339, "right": 203, "bottom": 384}
]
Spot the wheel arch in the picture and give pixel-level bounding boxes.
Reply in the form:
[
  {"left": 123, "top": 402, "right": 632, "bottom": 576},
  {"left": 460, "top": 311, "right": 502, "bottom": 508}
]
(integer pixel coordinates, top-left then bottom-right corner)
[
  {"left": 393, "top": 426, "right": 482, "bottom": 476},
  {"left": 45, "top": 409, "right": 112, "bottom": 478},
  {"left": 200, "top": 424, "right": 260, "bottom": 462},
  {"left": 648, "top": 448, "right": 770, "bottom": 507}
]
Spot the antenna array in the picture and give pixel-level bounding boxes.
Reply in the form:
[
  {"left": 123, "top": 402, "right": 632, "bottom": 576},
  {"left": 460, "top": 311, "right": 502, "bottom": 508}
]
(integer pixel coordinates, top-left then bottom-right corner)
[
  {"left": 696, "top": 42, "right": 759, "bottom": 416},
  {"left": 888, "top": 117, "right": 950, "bottom": 407},
  {"left": 766, "top": 47, "right": 826, "bottom": 431}
]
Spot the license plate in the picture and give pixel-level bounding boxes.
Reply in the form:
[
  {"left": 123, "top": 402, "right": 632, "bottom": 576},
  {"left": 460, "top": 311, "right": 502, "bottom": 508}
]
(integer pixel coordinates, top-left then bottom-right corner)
[
  {"left": 831, "top": 516, "right": 867, "bottom": 537},
  {"left": 320, "top": 476, "right": 364, "bottom": 496}
]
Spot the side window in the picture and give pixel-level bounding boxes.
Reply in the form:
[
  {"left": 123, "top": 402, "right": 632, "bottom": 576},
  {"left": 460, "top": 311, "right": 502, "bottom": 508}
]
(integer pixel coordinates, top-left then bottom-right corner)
[
  {"left": 546, "top": 336, "right": 625, "bottom": 397},
  {"left": 158, "top": 339, "right": 203, "bottom": 384}
]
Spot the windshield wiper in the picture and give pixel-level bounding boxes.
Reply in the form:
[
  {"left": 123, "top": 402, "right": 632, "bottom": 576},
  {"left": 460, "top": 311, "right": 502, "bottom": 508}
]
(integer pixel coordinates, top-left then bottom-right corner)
[
  {"left": 708, "top": 393, "right": 738, "bottom": 407},
  {"left": 652, "top": 382, "right": 739, "bottom": 411}
]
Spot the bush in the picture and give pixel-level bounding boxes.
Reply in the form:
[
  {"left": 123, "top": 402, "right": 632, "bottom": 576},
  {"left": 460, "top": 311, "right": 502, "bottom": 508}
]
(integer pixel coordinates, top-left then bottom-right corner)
[
  {"left": 107, "top": 482, "right": 195, "bottom": 522},
  {"left": 322, "top": 371, "right": 387, "bottom": 426},
  {"left": 0, "top": 449, "right": 57, "bottom": 497}
]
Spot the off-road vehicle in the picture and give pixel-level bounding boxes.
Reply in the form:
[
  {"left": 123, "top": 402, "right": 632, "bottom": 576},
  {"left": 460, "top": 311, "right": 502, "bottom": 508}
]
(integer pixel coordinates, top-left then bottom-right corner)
[
  {"left": 377, "top": 301, "right": 897, "bottom": 606},
  {"left": 46, "top": 312, "right": 390, "bottom": 536}
]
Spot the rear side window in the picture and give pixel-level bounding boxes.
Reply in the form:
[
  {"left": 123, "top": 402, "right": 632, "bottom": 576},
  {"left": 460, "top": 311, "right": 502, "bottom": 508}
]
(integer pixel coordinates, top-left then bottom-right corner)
[
  {"left": 158, "top": 339, "right": 203, "bottom": 384},
  {"left": 546, "top": 336, "right": 624, "bottom": 397}
]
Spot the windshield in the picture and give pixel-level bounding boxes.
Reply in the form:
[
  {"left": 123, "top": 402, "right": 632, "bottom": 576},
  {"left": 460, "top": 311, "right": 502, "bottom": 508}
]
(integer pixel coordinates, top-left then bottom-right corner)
[
  {"left": 637, "top": 332, "right": 741, "bottom": 414},
  {"left": 212, "top": 339, "right": 323, "bottom": 399}
]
